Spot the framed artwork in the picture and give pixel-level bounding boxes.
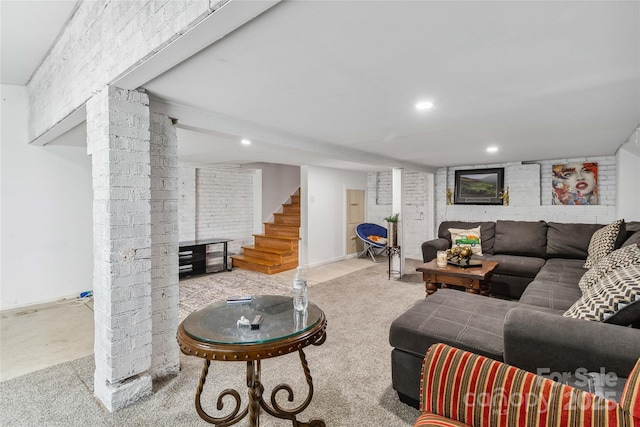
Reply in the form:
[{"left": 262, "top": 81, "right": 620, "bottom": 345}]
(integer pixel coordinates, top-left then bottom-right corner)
[
  {"left": 552, "top": 162, "right": 598, "bottom": 205},
  {"left": 454, "top": 168, "right": 504, "bottom": 205}
]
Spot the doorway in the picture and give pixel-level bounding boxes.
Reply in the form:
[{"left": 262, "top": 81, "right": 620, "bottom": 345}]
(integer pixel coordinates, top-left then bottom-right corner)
[{"left": 346, "top": 189, "right": 365, "bottom": 255}]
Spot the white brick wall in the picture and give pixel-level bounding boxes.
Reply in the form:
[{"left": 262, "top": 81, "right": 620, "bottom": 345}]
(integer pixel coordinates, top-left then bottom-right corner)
[
  {"left": 366, "top": 172, "right": 390, "bottom": 225},
  {"left": 537, "top": 156, "right": 616, "bottom": 205},
  {"left": 435, "top": 156, "right": 618, "bottom": 231},
  {"left": 374, "top": 171, "right": 393, "bottom": 206},
  {"left": 402, "top": 172, "right": 431, "bottom": 260},
  {"left": 178, "top": 164, "right": 196, "bottom": 241},
  {"left": 87, "top": 86, "right": 153, "bottom": 411},
  {"left": 28, "top": 0, "right": 222, "bottom": 141},
  {"left": 193, "top": 166, "right": 255, "bottom": 257},
  {"left": 366, "top": 170, "right": 432, "bottom": 260},
  {"left": 364, "top": 157, "right": 617, "bottom": 261},
  {"left": 149, "top": 113, "right": 179, "bottom": 378}
]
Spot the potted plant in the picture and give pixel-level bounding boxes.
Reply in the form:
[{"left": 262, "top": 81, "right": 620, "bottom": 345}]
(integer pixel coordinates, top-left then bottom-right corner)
[{"left": 384, "top": 213, "right": 399, "bottom": 246}]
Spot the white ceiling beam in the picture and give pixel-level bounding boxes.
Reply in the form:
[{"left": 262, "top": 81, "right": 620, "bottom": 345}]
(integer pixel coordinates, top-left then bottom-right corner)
[
  {"left": 30, "top": 105, "right": 85, "bottom": 146},
  {"left": 31, "top": 0, "right": 281, "bottom": 146},
  {"left": 150, "top": 98, "right": 437, "bottom": 173}
]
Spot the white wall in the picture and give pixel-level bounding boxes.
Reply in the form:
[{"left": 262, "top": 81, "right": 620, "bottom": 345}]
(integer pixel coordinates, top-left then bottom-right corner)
[
  {"left": 1, "top": 84, "right": 93, "bottom": 310},
  {"left": 366, "top": 172, "right": 392, "bottom": 225},
  {"left": 178, "top": 165, "right": 196, "bottom": 241},
  {"left": 304, "top": 166, "right": 367, "bottom": 267},
  {"left": 193, "top": 165, "right": 255, "bottom": 256},
  {"left": 366, "top": 170, "right": 434, "bottom": 260},
  {"left": 617, "top": 144, "right": 640, "bottom": 222},
  {"left": 247, "top": 163, "right": 300, "bottom": 222},
  {"left": 434, "top": 157, "right": 618, "bottom": 231}
]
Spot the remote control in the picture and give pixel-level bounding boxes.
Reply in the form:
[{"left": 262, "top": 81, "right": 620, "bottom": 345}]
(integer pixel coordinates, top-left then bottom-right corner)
[
  {"left": 226, "top": 295, "right": 252, "bottom": 304},
  {"left": 250, "top": 315, "right": 263, "bottom": 330}
]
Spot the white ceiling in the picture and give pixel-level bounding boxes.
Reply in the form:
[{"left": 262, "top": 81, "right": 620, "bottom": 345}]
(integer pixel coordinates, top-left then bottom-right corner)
[
  {"left": 3, "top": 1, "right": 639, "bottom": 171},
  {"left": 0, "top": 0, "right": 78, "bottom": 85}
]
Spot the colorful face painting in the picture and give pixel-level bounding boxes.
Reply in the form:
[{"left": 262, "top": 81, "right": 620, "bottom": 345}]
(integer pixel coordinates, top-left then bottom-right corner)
[{"left": 552, "top": 162, "right": 598, "bottom": 205}]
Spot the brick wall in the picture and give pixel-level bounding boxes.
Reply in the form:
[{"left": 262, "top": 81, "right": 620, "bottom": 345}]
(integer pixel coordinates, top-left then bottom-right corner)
[
  {"left": 367, "top": 170, "right": 432, "bottom": 260},
  {"left": 28, "top": 0, "right": 221, "bottom": 141},
  {"left": 402, "top": 172, "right": 432, "bottom": 260},
  {"left": 435, "top": 156, "right": 617, "bottom": 231},
  {"left": 149, "top": 113, "right": 179, "bottom": 378},
  {"left": 193, "top": 165, "right": 255, "bottom": 257},
  {"left": 178, "top": 165, "right": 196, "bottom": 241},
  {"left": 365, "top": 157, "right": 616, "bottom": 260},
  {"left": 366, "top": 172, "right": 390, "bottom": 224}
]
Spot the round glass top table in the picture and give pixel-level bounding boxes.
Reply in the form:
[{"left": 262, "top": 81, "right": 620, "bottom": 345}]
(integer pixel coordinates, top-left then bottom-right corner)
[{"left": 177, "top": 295, "right": 327, "bottom": 427}]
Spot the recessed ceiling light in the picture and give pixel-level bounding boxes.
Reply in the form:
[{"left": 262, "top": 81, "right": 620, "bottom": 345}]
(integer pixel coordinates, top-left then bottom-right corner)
[
  {"left": 486, "top": 146, "right": 498, "bottom": 153},
  {"left": 415, "top": 101, "right": 434, "bottom": 111},
  {"left": 241, "top": 139, "right": 251, "bottom": 145}
]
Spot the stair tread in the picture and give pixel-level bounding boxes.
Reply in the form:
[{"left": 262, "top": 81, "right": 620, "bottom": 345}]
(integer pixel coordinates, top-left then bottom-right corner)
[
  {"left": 242, "top": 245, "right": 292, "bottom": 255},
  {"left": 254, "top": 233, "right": 300, "bottom": 241},
  {"left": 263, "top": 222, "right": 299, "bottom": 228},
  {"left": 231, "top": 254, "right": 281, "bottom": 267}
]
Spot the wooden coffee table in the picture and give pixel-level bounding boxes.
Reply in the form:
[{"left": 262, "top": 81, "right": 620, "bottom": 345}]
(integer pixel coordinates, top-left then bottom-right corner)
[
  {"left": 177, "top": 295, "right": 327, "bottom": 427},
  {"left": 416, "top": 259, "right": 499, "bottom": 297}
]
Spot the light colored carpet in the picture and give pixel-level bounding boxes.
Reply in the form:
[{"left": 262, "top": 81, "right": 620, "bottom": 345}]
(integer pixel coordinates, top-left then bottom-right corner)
[
  {"left": 178, "top": 268, "right": 296, "bottom": 321},
  {"left": 1, "top": 261, "right": 425, "bottom": 426}
]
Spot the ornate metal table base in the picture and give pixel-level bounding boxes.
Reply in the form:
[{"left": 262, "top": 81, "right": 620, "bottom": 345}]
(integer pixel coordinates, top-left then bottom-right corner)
[
  {"left": 177, "top": 296, "right": 328, "bottom": 427},
  {"left": 195, "top": 348, "right": 325, "bottom": 427}
]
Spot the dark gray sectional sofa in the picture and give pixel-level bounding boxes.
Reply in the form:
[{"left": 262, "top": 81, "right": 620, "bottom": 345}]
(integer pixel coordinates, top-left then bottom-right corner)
[{"left": 389, "top": 220, "right": 640, "bottom": 407}]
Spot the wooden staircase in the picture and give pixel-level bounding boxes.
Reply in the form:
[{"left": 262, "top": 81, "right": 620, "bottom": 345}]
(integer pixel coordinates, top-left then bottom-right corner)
[{"left": 231, "top": 191, "right": 300, "bottom": 274}]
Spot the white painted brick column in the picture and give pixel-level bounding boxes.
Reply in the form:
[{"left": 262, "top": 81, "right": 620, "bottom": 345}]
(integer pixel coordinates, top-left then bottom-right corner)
[
  {"left": 149, "top": 113, "right": 180, "bottom": 377},
  {"left": 86, "top": 86, "right": 153, "bottom": 411}
]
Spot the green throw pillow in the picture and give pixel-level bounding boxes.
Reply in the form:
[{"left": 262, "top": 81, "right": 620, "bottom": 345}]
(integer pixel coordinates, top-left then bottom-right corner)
[{"left": 448, "top": 226, "right": 482, "bottom": 255}]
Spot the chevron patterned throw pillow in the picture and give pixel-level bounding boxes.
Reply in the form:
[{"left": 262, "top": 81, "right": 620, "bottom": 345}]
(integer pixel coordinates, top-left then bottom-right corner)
[
  {"left": 565, "top": 264, "right": 640, "bottom": 323},
  {"left": 578, "top": 244, "right": 640, "bottom": 293},
  {"left": 583, "top": 219, "right": 624, "bottom": 269}
]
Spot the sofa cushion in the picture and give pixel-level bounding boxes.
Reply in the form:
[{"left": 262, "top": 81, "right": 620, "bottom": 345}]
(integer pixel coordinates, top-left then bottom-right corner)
[
  {"left": 438, "top": 221, "right": 496, "bottom": 255},
  {"left": 389, "top": 290, "right": 557, "bottom": 362},
  {"left": 518, "top": 258, "right": 586, "bottom": 309},
  {"left": 532, "top": 258, "right": 587, "bottom": 284},
  {"left": 448, "top": 226, "right": 483, "bottom": 255},
  {"left": 584, "top": 219, "right": 625, "bottom": 268},
  {"left": 389, "top": 290, "right": 509, "bottom": 360},
  {"left": 519, "top": 280, "right": 583, "bottom": 311},
  {"left": 493, "top": 220, "right": 547, "bottom": 258},
  {"left": 620, "top": 357, "right": 640, "bottom": 423},
  {"left": 414, "top": 413, "right": 470, "bottom": 427},
  {"left": 487, "top": 254, "right": 545, "bottom": 278},
  {"left": 546, "top": 222, "right": 603, "bottom": 259},
  {"left": 579, "top": 244, "right": 640, "bottom": 293},
  {"left": 564, "top": 264, "right": 640, "bottom": 325},
  {"left": 623, "top": 230, "right": 640, "bottom": 248}
]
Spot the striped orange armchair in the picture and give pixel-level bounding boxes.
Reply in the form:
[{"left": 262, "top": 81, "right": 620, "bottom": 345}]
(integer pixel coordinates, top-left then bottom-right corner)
[{"left": 415, "top": 343, "right": 640, "bottom": 427}]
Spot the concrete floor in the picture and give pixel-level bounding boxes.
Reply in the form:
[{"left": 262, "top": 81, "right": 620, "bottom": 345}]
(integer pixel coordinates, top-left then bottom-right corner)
[{"left": 0, "top": 257, "right": 379, "bottom": 382}]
